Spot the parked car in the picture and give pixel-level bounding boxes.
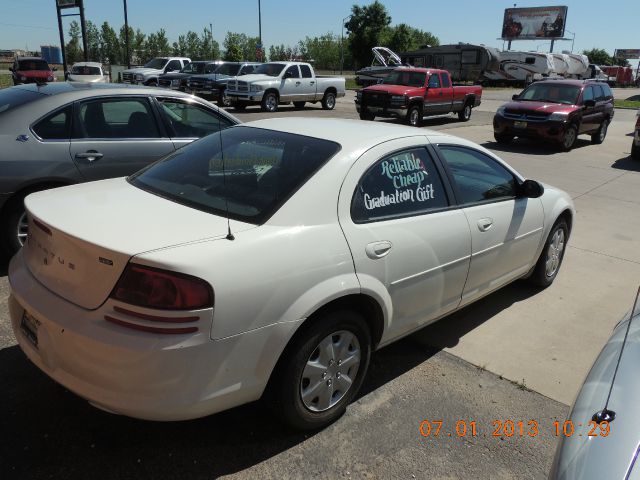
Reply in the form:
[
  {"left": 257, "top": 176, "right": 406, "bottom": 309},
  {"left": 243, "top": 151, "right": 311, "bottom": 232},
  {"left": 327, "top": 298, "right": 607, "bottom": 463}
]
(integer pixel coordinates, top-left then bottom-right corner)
[
  {"left": 0, "top": 83, "right": 239, "bottom": 256},
  {"left": 493, "top": 79, "right": 614, "bottom": 151},
  {"left": 225, "top": 62, "right": 346, "bottom": 112},
  {"left": 10, "top": 57, "right": 56, "bottom": 85},
  {"left": 186, "top": 61, "right": 261, "bottom": 107},
  {"left": 632, "top": 111, "right": 640, "bottom": 160},
  {"left": 549, "top": 289, "right": 640, "bottom": 479},
  {"left": 9, "top": 118, "right": 574, "bottom": 430},
  {"left": 158, "top": 60, "right": 220, "bottom": 91},
  {"left": 355, "top": 67, "right": 482, "bottom": 126},
  {"left": 121, "top": 57, "right": 191, "bottom": 86},
  {"left": 66, "top": 62, "right": 108, "bottom": 83}
]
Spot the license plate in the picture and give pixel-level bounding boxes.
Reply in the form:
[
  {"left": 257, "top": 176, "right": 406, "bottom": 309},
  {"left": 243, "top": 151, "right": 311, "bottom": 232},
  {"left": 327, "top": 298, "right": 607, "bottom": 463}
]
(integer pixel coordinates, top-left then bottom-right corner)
[
  {"left": 514, "top": 121, "right": 527, "bottom": 129},
  {"left": 20, "top": 310, "right": 40, "bottom": 348}
]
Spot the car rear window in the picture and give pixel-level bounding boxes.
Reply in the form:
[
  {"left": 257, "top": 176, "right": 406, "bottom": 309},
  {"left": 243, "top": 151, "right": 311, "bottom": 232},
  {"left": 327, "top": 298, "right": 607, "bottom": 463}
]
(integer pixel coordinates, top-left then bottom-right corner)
[
  {"left": 0, "top": 88, "right": 42, "bottom": 114},
  {"left": 129, "top": 126, "right": 341, "bottom": 224},
  {"left": 18, "top": 60, "right": 50, "bottom": 71}
]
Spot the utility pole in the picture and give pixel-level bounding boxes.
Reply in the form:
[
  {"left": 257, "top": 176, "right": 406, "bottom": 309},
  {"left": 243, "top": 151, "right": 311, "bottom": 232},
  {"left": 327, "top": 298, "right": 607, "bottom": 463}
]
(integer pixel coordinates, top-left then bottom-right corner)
[
  {"left": 79, "top": 0, "right": 88, "bottom": 61},
  {"left": 55, "top": 2, "right": 67, "bottom": 74},
  {"left": 210, "top": 23, "right": 213, "bottom": 59},
  {"left": 123, "top": 0, "right": 130, "bottom": 67}
]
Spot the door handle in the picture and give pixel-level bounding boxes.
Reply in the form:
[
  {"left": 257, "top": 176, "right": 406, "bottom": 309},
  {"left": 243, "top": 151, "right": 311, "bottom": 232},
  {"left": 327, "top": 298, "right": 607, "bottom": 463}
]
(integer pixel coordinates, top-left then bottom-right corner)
[
  {"left": 75, "top": 151, "right": 103, "bottom": 162},
  {"left": 477, "top": 218, "right": 493, "bottom": 232},
  {"left": 365, "top": 241, "right": 392, "bottom": 259},
  {"left": 296, "top": 81, "right": 301, "bottom": 85},
  {"left": 310, "top": 81, "right": 315, "bottom": 85}
]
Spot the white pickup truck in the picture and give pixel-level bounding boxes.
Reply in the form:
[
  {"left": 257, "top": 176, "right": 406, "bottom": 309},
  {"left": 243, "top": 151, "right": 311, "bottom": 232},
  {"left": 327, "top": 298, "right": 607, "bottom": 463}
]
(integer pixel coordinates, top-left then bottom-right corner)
[{"left": 225, "top": 62, "right": 346, "bottom": 112}]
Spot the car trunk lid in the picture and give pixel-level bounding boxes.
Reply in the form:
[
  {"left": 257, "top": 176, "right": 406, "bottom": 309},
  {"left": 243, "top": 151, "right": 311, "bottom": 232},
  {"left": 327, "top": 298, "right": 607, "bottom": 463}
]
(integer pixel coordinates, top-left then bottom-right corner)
[{"left": 23, "top": 178, "right": 255, "bottom": 310}]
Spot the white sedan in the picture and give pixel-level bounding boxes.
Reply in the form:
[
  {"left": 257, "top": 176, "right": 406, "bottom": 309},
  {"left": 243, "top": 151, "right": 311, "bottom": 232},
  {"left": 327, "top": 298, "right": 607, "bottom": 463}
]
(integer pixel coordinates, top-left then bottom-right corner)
[
  {"left": 9, "top": 118, "right": 574, "bottom": 429},
  {"left": 66, "top": 62, "right": 108, "bottom": 83}
]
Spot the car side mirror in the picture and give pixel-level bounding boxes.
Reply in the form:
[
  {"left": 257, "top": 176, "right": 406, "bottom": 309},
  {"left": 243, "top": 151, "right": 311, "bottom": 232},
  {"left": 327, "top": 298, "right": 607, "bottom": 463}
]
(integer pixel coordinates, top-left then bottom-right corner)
[
  {"left": 584, "top": 99, "right": 596, "bottom": 108},
  {"left": 519, "top": 179, "right": 544, "bottom": 198},
  {"left": 9, "top": 67, "right": 13, "bottom": 72},
  {"left": 512, "top": 94, "right": 519, "bottom": 100}
]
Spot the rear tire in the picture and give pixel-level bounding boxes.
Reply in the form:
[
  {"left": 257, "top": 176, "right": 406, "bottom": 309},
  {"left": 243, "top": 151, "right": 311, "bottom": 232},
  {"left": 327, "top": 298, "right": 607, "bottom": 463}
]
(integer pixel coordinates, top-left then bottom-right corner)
[
  {"left": 458, "top": 102, "right": 472, "bottom": 121},
  {"left": 321, "top": 91, "right": 336, "bottom": 110},
  {"left": 266, "top": 310, "right": 372, "bottom": 430},
  {"left": 528, "top": 218, "right": 568, "bottom": 288},
  {"left": 1, "top": 194, "right": 28, "bottom": 257},
  {"left": 590, "top": 119, "right": 609, "bottom": 144}
]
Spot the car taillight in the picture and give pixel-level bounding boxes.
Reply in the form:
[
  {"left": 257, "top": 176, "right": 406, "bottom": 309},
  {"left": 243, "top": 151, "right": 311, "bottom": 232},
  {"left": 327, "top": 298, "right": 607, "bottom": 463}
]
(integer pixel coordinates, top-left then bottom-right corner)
[{"left": 110, "top": 264, "right": 213, "bottom": 310}]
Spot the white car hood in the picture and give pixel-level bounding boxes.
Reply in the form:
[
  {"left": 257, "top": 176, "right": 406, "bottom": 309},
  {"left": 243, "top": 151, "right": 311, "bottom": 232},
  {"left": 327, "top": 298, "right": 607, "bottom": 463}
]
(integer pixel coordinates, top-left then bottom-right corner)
[
  {"left": 23, "top": 178, "right": 255, "bottom": 310},
  {"left": 235, "top": 74, "right": 278, "bottom": 83},
  {"left": 124, "top": 67, "right": 162, "bottom": 75},
  {"left": 68, "top": 75, "right": 105, "bottom": 83}
]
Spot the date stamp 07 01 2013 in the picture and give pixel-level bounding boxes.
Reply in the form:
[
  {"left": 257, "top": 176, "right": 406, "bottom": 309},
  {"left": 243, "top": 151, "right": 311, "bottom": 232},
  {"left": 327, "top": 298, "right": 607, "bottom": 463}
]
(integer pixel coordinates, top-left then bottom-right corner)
[{"left": 419, "top": 420, "right": 611, "bottom": 439}]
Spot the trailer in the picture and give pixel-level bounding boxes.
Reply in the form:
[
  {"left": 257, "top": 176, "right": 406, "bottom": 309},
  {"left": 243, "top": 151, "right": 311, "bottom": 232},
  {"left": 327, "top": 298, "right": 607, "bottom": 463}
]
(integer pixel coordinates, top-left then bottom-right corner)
[
  {"left": 482, "top": 51, "right": 555, "bottom": 86},
  {"left": 600, "top": 65, "right": 634, "bottom": 86},
  {"left": 399, "top": 43, "right": 500, "bottom": 83}
]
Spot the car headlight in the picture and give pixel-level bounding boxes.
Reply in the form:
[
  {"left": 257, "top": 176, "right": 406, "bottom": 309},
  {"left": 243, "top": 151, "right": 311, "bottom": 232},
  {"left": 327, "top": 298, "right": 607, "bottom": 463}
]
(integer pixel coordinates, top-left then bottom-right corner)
[
  {"left": 250, "top": 84, "right": 264, "bottom": 92},
  {"left": 47, "top": 76, "right": 54, "bottom": 82},
  {"left": 20, "top": 76, "right": 27, "bottom": 81},
  {"left": 548, "top": 112, "right": 569, "bottom": 121},
  {"left": 391, "top": 95, "right": 406, "bottom": 105},
  {"left": 135, "top": 74, "right": 143, "bottom": 81}
]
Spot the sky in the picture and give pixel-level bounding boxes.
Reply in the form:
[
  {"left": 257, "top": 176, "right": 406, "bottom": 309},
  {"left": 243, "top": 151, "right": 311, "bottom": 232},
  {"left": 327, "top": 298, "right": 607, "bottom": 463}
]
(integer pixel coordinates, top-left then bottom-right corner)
[{"left": 1, "top": 0, "right": 638, "bottom": 66}]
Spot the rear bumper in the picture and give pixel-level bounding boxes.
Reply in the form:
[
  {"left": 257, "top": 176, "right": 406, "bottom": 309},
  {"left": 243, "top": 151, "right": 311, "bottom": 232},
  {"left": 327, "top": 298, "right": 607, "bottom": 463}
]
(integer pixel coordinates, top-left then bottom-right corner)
[
  {"left": 8, "top": 250, "right": 297, "bottom": 421},
  {"left": 493, "top": 114, "right": 568, "bottom": 142}
]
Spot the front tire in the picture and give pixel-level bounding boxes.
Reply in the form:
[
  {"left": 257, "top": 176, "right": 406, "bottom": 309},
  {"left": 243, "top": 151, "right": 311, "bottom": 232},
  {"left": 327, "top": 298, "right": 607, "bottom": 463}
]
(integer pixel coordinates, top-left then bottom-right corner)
[
  {"left": 591, "top": 119, "right": 609, "bottom": 144},
  {"left": 261, "top": 92, "right": 278, "bottom": 112},
  {"left": 321, "top": 91, "right": 336, "bottom": 110},
  {"left": 458, "top": 102, "right": 472, "bottom": 121},
  {"left": 560, "top": 125, "right": 577, "bottom": 152},
  {"left": 217, "top": 89, "right": 232, "bottom": 108},
  {"left": 145, "top": 79, "right": 157, "bottom": 87},
  {"left": 406, "top": 105, "right": 422, "bottom": 127},
  {"left": 528, "top": 219, "right": 569, "bottom": 288},
  {"left": 632, "top": 141, "right": 640, "bottom": 160},
  {"left": 359, "top": 109, "right": 375, "bottom": 121},
  {"left": 268, "top": 310, "right": 372, "bottom": 430}
]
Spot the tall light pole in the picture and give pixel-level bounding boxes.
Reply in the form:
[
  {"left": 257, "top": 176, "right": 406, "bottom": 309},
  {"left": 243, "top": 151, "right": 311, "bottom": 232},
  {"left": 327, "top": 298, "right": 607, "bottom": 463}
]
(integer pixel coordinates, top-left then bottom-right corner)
[
  {"left": 123, "top": 0, "right": 130, "bottom": 67},
  {"left": 210, "top": 23, "right": 214, "bottom": 59},
  {"left": 340, "top": 14, "right": 352, "bottom": 75}
]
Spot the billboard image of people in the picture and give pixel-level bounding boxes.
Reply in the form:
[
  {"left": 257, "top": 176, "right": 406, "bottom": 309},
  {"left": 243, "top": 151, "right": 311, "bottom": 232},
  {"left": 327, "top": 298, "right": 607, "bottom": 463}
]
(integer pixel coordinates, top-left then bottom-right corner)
[{"left": 502, "top": 6, "right": 568, "bottom": 40}]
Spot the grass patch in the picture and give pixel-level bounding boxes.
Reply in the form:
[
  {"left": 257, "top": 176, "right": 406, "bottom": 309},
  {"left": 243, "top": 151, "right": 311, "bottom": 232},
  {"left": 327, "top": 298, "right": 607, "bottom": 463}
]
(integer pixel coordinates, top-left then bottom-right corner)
[
  {"left": 614, "top": 99, "right": 640, "bottom": 109},
  {"left": 346, "top": 78, "right": 360, "bottom": 90},
  {"left": 0, "top": 74, "right": 12, "bottom": 89}
]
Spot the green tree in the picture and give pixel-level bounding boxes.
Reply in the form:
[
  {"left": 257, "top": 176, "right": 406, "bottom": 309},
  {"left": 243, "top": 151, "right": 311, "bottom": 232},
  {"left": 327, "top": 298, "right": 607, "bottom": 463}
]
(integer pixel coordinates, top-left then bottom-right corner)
[
  {"left": 100, "top": 21, "right": 121, "bottom": 64},
  {"left": 144, "top": 32, "right": 159, "bottom": 59},
  {"left": 85, "top": 20, "right": 101, "bottom": 62},
  {"left": 65, "top": 20, "right": 83, "bottom": 64},
  {"left": 131, "top": 29, "right": 146, "bottom": 63},
  {"left": 344, "top": 0, "right": 391, "bottom": 69},
  {"left": 184, "top": 31, "right": 202, "bottom": 59},
  {"left": 269, "top": 44, "right": 287, "bottom": 61},
  {"left": 381, "top": 24, "right": 439, "bottom": 53},
  {"left": 223, "top": 32, "right": 244, "bottom": 61},
  {"left": 583, "top": 48, "right": 612, "bottom": 65},
  {"left": 119, "top": 24, "right": 134, "bottom": 65},
  {"left": 199, "top": 28, "right": 220, "bottom": 59},
  {"left": 155, "top": 28, "right": 172, "bottom": 56},
  {"left": 298, "top": 33, "right": 341, "bottom": 70}
]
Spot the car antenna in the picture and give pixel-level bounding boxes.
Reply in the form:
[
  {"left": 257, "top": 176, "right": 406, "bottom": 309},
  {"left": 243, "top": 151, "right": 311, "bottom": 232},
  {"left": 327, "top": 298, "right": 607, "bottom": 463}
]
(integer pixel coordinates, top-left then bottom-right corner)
[
  {"left": 218, "top": 113, "right": 234, "bottom": 241},
  {"left": 592, "top": 285, "right": 640, "bottom": 423}
]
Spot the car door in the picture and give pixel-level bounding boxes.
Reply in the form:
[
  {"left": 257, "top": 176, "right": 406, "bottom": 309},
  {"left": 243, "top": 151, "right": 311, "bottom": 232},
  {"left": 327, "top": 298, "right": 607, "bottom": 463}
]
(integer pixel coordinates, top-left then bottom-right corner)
[
  {"left": 164, "top": 59, "right": 182, "bottom": 74},
  {"left": 298, "top": 64, "right": 318, "bottom": 100},
  {"left": 280, "top": 65, "right": 301, "bottom": 101},
  {"left": 69, "top": 96, "right": 175, "bottom": 181},
  {"left": 435, "top": 144, "right": 544, "bottom": 306},
  {"left": 155, "top": 97, "right": 236, "bottom": 150},
  {"left": 338, "top": 138, "right": 472, "bottom": 344},
  {"left": 424, "top": 73, "right": 444, "bottom": 115},
  {"left": 579, "top": 86, "right": 598, "bottom": 133},
  {"left": 438, "top": 72, "right": 454, "bottom": 113}
]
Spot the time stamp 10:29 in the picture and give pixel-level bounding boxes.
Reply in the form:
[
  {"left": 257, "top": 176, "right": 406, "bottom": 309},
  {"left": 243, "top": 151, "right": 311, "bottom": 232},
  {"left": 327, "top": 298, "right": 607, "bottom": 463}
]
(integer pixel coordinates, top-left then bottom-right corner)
[{"left": 419, "top": 420, "right": 611, "bottom": 438}]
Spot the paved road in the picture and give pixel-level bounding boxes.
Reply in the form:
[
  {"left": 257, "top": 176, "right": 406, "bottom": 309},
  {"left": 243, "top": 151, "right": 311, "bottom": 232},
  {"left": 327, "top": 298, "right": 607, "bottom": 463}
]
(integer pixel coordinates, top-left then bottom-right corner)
[{"left": 1, "top": 87, "right": 639, "bottom": 479}]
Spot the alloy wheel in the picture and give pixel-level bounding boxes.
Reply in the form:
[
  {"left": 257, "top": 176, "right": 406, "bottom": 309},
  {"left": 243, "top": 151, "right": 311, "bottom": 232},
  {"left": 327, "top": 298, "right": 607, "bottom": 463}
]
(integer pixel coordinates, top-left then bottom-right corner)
[
  {"left": 16, "top": 211, "right": 28, "bottom": 246},
  {"left": 545, "top": 228, "right": 565, "bottom": 278}
]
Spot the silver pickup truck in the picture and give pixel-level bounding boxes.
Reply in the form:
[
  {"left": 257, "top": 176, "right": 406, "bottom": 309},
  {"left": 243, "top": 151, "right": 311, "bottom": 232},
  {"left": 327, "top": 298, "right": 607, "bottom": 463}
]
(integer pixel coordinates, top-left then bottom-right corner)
[{"left": 225, "top": 62, "right": 346, "bottom": 112}]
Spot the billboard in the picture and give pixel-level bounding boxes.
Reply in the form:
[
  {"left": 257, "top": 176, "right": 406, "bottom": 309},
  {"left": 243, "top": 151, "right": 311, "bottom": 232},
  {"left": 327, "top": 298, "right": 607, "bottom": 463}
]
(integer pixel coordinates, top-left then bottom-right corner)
[
  {"left": 614, "top": 49, "right": 640, "bottom": 60},
  {"left": 56, "top": 0, "right": 80, "bottom": 8},
  {"left": 502, "top": 6, "right": 568, "bottom": 40}
]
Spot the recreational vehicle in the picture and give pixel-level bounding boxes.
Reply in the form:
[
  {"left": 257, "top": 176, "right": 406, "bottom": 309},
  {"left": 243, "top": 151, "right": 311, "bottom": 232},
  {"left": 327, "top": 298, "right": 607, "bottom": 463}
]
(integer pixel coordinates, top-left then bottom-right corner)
[{"left": 482, "top": 51, "right": 555, "bottom": 86}]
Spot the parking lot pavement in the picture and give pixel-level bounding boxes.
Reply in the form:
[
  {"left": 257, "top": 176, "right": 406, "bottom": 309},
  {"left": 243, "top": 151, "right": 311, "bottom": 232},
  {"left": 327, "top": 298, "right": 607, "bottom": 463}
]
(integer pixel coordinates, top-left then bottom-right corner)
[{"left": 0, "top": 87, "right": 638, "bottom": 478}]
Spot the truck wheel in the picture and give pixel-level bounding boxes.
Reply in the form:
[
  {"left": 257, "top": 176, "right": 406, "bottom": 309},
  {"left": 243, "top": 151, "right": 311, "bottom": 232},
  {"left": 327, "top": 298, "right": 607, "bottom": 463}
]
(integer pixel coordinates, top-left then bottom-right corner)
[
  {"left": 590, "top": 119, "right": 608, "bottom": 144},
  {"left": 322, "top": 91, "right": 336, "bottom": 110},
  {"left": 458, "top": 102, "right": 472, "bottom": 122},
  {"left": 494, "top": 133, "right": 514, "bottom": 144},
  {"left": 632, "top": 141, "right": 640, "bottom": 160},
  {"left": 293, "top": 101, "right": 306, "bottom": 109},
  {"left": 406, "top": 105, "right": 422, "bottom": 127},
  {"left": 359, "top": 109, "right": 375, "bottom": 121},
  {"left": 146, "top": 79, "right": 158, "bottom": 87},
  {"left": 261, "top": 92, "right": 279, "bottom": 112},
  {"left": 266, "top": 309, "right": 371, "bottom": 430},
  {"left": 560, "top": 125, "right": 577, "bottom": 152},
  {"left": 218, "top": 89, "right": 232, "bottom": 108}
]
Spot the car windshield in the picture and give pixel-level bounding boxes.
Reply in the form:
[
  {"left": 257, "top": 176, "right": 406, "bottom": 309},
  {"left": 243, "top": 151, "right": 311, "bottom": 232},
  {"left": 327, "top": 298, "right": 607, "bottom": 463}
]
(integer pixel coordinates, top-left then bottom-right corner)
[
  {"left": 129, "top": 126, "right": 341, "bottom": 224},
  {"left": 213, "top": 64, "right": 240, "bottom": 76},
  {"left": 181, "top": 62, "right": 206, "bottom": 74},
  {"left": 253, "top": 63, "right": 286, "bottom": 77},
  {"left": 71, "top": 65, "right": 101, "bottom": 75},
  {"left": 144, "top": 58, "right": 169, "bottom": 69},
  {"left": 518, "top": 84, "right": 581, "bottom": 105},
  {"left": 18, "top": 60, "right": 50, "bottom": 71},
  {"left": 0, "top": 88, "right": 42, "bottom": 114},
  {"left": 382, "top": 71, "right": 426, "bottom": 87}
]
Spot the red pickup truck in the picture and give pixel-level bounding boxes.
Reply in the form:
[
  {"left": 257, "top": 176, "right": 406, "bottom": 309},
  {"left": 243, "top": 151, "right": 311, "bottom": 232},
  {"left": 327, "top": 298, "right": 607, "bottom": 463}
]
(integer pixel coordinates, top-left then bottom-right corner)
[{"left": 355, "top": 67, "right": 482, "bottom": 126}]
